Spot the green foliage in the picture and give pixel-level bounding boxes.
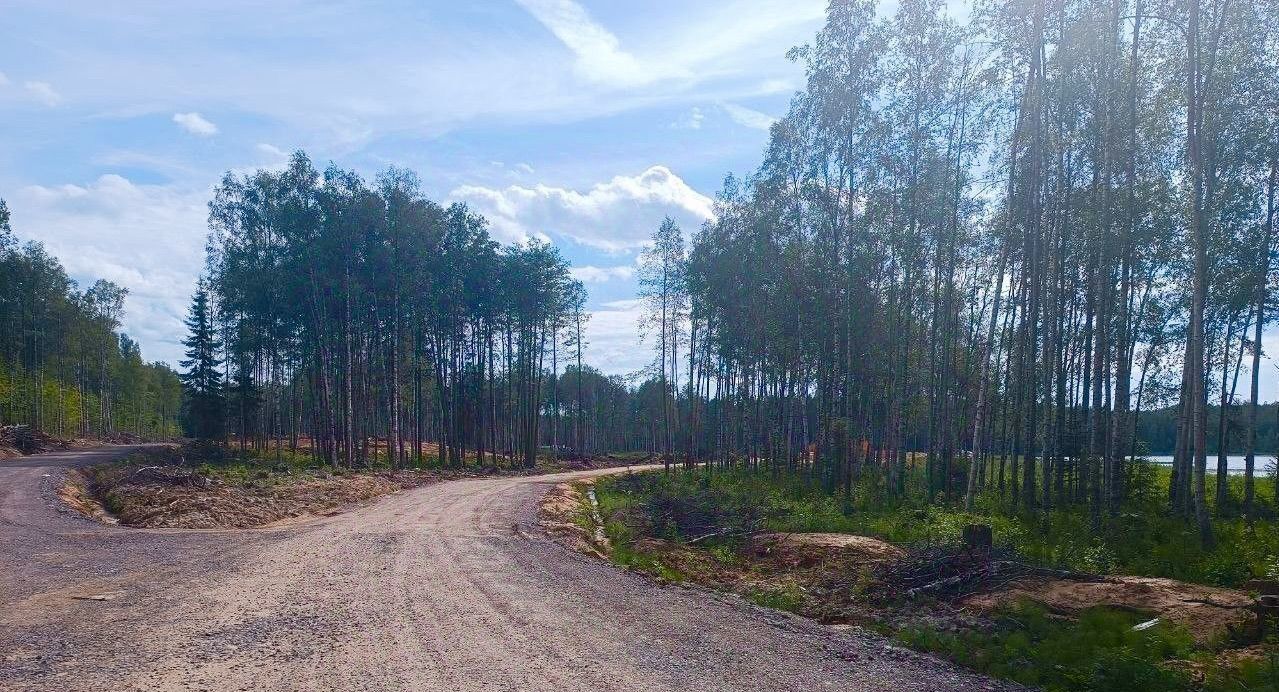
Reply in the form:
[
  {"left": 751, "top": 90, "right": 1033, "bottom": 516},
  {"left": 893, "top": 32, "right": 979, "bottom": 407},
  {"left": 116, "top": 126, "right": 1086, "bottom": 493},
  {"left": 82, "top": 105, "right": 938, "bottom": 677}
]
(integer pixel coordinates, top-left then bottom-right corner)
[
  {"left": 608, "top": 471, "right": 772, "bottom": 541},
  {"left": 201, "top": 154, "right": 593, "bottom": 469},
  {"left": 597, "top": 464, "right": 1279, "bottom": 587},
  {"left": 0, "top": 199, "right": 181, "bottom": 439},
  {"left": 746, "top": 583, "right": 806, "bottom": 612},
  {"left": 1203, "top": 653, "right": 1279, "bottom": 692},
  {"left": 597, "top": 467, "right": 1279, "bottom": 691},
  {"left": 893, "top": 601, "right": 1274, "bottom": 692},
  {"left": 178, "top": 284, "right": 225, "bottom": 441}
]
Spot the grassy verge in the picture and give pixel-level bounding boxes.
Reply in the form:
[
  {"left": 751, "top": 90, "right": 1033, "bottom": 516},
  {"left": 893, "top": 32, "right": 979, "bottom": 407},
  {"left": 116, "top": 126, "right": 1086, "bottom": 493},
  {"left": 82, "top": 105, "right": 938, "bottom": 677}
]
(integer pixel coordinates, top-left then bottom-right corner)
[
  {"left": 600, "top": 463, "right": 1279, "bottom": 587},
  {"left": 897, "top": 601, "right": 1279, "bottom": 691},
  {"left": 588, "top": 466, "right": 1279, "bottom": 692},
  {"left": 191, "top": 444, "right": 652, "bottom": 478}
]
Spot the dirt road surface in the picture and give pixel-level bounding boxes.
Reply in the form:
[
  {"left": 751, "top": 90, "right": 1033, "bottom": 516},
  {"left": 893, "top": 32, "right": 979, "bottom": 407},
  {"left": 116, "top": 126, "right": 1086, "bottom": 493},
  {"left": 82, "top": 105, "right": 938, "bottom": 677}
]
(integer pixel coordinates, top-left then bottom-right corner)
[{"left": 1, "top": 446, "right": 1010, "bottom": 691}]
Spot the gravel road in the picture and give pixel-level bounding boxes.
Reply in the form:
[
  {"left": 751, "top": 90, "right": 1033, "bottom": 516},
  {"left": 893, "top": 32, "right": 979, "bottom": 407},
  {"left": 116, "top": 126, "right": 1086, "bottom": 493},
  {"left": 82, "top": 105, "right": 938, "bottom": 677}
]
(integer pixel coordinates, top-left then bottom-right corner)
[{"left": 0, "top": 446, "right": 1012, "bottom": 691}]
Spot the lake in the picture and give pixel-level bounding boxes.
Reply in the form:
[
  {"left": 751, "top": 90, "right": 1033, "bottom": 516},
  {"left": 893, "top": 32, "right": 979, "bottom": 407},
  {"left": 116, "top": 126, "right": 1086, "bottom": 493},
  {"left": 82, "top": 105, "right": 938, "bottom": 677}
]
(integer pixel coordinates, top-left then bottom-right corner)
[{"left": 1146, "top": 455, "right": 1278, "bottom": 475}]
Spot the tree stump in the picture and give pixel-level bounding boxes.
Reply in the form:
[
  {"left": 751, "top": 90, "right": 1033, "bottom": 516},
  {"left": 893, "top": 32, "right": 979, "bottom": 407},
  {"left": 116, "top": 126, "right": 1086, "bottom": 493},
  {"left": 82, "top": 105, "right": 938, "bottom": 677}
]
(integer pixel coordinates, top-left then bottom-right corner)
[{"left": 963, "top": 524, "right": 993, "bottom": 557}]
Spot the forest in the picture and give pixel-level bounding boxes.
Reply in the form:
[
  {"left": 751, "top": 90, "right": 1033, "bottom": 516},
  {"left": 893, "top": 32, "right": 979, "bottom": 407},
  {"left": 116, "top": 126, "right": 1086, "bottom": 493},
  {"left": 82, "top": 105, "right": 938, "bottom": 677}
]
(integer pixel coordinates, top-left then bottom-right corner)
[
  {"left": 4, "top": 0, "right": 1277, "bottom": 548},
  {"left": 10, "top": 0, "right": 1279, "bottom": 689},
  {"left": 189, "top": 156, "right": 662, "bottom": 469},
  {"left": 625, "top": 0, "right": 1279, "bottom": 546},
  {"left": 0, "top": 199, "right": 181, "bottom": 442}
]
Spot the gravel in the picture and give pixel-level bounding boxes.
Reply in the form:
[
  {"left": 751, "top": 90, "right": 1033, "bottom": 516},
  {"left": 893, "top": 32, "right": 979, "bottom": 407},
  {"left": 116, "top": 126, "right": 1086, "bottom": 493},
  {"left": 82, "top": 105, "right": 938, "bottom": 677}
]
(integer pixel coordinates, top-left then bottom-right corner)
[{"left": 0, "top": 447, "right": 1015, "bottom": 691}]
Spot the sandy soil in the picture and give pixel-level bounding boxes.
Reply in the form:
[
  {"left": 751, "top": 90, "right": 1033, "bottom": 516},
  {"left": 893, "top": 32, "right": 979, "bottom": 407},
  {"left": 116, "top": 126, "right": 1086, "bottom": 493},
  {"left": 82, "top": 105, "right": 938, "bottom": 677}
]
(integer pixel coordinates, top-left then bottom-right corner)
[
  {"left": 965, "top": 575, "right": 1255, "bottom": 644},
  {"left": 0, "top": 446, "right": 1008, "bottom": 691},
  {"left": 746, "top": 532, "right": 907, "bottom": 565}
]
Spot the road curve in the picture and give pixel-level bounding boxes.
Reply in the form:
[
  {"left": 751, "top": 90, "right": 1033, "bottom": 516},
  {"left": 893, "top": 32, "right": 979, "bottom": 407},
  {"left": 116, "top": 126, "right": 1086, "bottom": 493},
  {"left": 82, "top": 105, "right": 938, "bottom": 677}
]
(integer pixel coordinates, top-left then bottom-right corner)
[{"left": 1, "top": 447, "right": 1009, "bottom": 691}]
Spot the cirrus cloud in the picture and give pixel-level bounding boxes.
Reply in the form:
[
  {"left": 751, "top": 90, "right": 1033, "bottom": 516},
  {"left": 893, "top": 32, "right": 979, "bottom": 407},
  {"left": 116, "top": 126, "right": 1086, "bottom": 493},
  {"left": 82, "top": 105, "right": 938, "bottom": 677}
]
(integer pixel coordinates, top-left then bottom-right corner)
[
  {"left": 721, "top": 102, "right": 776, "bottom": 130},
  {"left": 23, "top": 80, "right": 61, "bottom": 106},
  {"left": 515, "top": 0, "right": 659, "bottom": 87}
]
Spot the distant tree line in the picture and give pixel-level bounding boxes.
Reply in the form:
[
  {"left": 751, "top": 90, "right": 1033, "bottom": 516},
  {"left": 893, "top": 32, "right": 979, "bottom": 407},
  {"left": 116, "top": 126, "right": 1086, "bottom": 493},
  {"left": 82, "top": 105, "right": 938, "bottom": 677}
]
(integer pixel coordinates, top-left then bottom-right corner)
[
  {"left": 627, "top": 0, "right": 1279, "bottom": 543},
  {"left": 1136, "top": 404, "right": 1279, "bottom": 457},
  {"left": 0, "top": 199, "right": 182, "bottom": 440}
]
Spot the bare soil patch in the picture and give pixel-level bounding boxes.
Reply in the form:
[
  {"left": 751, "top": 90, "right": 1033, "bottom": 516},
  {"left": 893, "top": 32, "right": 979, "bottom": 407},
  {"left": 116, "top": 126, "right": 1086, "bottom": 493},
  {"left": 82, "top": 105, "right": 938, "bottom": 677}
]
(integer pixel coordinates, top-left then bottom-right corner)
[
  {"left": 67, "top": 446, "right": 453, "bottom": 529},
  {"left": 561, "top": 493, "right": 1263, "bottom": 648},
  {"left": 747, "top": 532, "right": 906, "bottom": 566},
  {"left": 540, "top": 480, "right": 606, "bottom": 557},
  {"left": 78, "top": 465, "right": 445, "bottom": 529},
  {"left": 68, "top": 447, "right": 647, "bottom": 530},
  {"left": 0, "top": 425, "right": 152, "bottom": 459},
  {"left": 965, "top": 575, "right": 1255, "bottom": 644}
]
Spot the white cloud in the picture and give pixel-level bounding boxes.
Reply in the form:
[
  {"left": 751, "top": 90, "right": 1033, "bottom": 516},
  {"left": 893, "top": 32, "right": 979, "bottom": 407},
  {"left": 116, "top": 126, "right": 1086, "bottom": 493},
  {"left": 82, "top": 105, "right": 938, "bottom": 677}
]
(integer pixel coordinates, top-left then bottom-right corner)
[
  {"left": 450, "top": 165, "right": 715, "bottom": 252},
  {"left": 585, "top": 298, "right": 649, "bottom": 376},
  {"left": 671, "top": 106, "right": 704, "bottom": 130},
  {"left": 756, "top": 78, "right": 795, "bottom": 95},
  {"left": 491, "top": 161, "right": 537, "bottom": 178},
  {"left": 173, "top": 111, "right": 218, "bottom": 136},
  {"left": 23, "top": 80, "right": 61, "bottom": 106},
  {"left": 0, "top": 2, "right": 822, "bottom": 146},
  {"left": 13, "top": 175, "right": 208, "bottom": 366},
  {"left": 256, "top": 142, "right": 288, "bottom": 159},
  {"left": 91, "top": 150, "right": 201, "bottom": 178},
  {"left": 515, "top": 0, "right": 662, "bottom": 86},
  {"left": 721, "top": 102, "right": 776, "bottom": 130},
  {"left": 571, "top": 264, "right": 635, "bottom": 283},
  {"left": 0, "top": 71, "right": 9, "bottom": 87}
]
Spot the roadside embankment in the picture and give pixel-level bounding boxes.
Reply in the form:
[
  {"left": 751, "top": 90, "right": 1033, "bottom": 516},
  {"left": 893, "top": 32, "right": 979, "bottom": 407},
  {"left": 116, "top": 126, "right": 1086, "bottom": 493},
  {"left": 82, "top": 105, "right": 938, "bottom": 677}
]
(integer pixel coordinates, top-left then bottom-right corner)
[{"left": 548, "top": 468, "right": 1278, "bottom": 692}]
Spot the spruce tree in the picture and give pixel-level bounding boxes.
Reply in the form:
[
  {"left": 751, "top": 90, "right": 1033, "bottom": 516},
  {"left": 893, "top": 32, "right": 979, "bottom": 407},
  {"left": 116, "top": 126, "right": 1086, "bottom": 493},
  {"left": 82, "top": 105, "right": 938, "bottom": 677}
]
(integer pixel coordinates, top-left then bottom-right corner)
[{"left": 179, "top": 283, "right": 225, "bottom": 441}]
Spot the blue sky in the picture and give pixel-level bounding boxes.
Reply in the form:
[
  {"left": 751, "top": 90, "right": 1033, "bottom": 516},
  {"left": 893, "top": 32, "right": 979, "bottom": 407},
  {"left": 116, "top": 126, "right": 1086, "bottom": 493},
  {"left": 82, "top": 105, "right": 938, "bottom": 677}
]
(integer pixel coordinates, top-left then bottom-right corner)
[
  {"left": 0, "top": 0, "right": 826, "bottom": 376},
  {"left": 7, "top": 0, "right": 1279, "bottom": 403}
]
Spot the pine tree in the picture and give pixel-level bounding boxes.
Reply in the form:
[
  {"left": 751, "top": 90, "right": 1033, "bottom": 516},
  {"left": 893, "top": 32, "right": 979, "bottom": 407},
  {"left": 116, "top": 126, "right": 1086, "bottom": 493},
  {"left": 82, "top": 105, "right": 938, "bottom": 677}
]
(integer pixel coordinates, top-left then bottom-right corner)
[
  {"left": 638, "top": 217, "right": 688, "bottom": 469},
  {"left": 179, "top": 283, "right": 225, "bottom": 441},
  {"left": 0, "top": 199, "right": 12, "bottom": 249}
]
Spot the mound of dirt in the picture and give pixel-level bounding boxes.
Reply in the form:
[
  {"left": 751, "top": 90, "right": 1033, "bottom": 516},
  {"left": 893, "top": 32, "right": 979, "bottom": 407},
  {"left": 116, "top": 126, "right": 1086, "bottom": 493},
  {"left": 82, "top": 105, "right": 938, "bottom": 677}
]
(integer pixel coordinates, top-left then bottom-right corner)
[
  {"left": 964, "top": 575, "right": 1254, "bottom": 644},
  {"left": 747, "top": 532, "right": 906, "bottom": 568},
  {"left": 59, "top": 470, "right": 119, "bottom": 525},
  {"left": 540, "top": 481, "right": 607, "bottom": 557},
  {"left": 77, "top": 464, "right": 445, "bottom": 529}
]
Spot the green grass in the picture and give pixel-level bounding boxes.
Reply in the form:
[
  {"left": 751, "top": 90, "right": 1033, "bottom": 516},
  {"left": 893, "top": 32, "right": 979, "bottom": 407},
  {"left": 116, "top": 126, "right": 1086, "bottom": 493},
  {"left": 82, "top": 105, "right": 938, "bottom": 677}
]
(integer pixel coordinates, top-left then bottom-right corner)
[
  {"left": 594, "top": 463, "right": 1279, "bottom": 587},
  {"left": 591, "top": 464, "right": 1279, "bottom": 692},
  {"left": 746, "top": 583, "right": 807, "bottom": 611},
  {"left": 899, "top": 601, "right": 1279, "bottom": 692},
  {"left": 898, "top": 601, "right": 1199, "bottom": 691}
]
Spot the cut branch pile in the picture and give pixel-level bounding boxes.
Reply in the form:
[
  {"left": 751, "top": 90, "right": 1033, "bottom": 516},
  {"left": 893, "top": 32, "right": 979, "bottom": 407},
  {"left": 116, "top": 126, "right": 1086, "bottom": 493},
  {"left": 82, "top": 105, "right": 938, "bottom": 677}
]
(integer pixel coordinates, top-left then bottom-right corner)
[
  {"left": 0, "top": 425, "right": 71, "bottom": 455},
  {"left": 126, "top": 465, "right": 211, "bottom": 489},
  {"left": 870, "top": 545, "right": 1101, "bottom": 603},
  {"left": 638, "top": 489, "right": 769, "bottom": 544}
]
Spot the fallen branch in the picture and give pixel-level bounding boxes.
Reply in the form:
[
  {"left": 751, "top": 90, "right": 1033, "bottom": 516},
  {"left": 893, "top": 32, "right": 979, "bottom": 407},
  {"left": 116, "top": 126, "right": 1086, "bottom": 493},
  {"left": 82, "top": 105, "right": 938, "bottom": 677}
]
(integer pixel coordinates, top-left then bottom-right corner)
[{"left": 877, "top": 545, "right": 1101, "bottom": 602}]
